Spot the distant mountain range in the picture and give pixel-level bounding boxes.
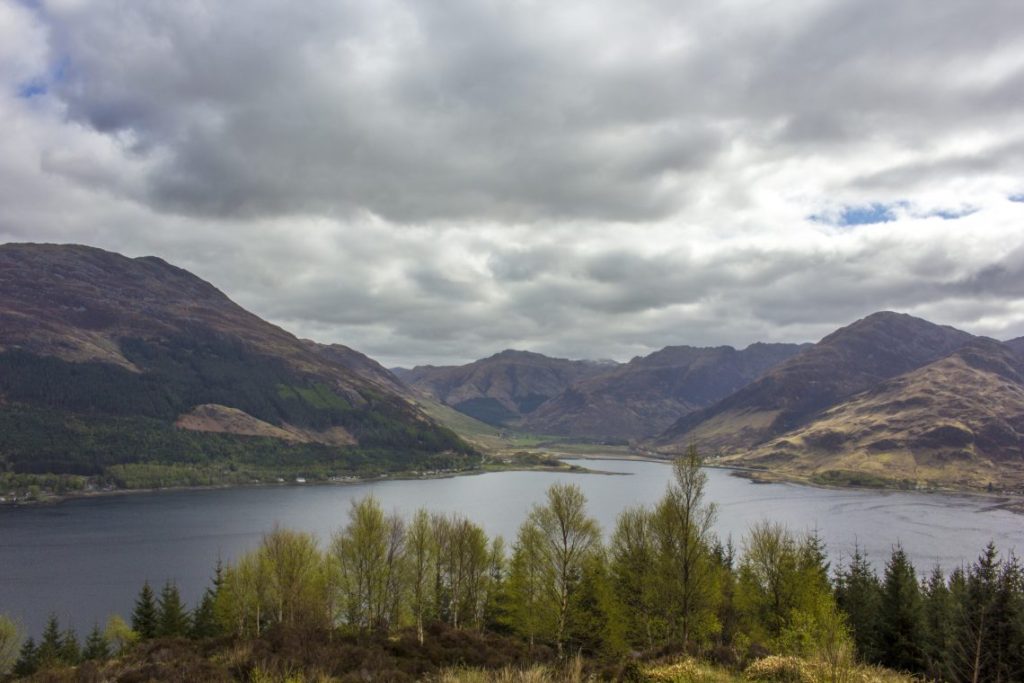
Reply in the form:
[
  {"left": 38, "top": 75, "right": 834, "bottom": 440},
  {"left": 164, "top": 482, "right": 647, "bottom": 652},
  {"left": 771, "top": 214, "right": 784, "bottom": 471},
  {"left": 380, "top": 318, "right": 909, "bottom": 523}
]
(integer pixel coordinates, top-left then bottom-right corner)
[
  {"left": 651, "top": 312, "right": 1024, "bottom": 491},
  {"left": 0, "top": 243, "right": 474, "bottom": 485},
  {"left": 392, "top": 350, "right": 614, "bottom": 427},
  {"left": 4, "top": 243, "right": 1023, "bottom": 494},
  {"left": 401, "top": 311, "right": 1024, "bottom": 492}
]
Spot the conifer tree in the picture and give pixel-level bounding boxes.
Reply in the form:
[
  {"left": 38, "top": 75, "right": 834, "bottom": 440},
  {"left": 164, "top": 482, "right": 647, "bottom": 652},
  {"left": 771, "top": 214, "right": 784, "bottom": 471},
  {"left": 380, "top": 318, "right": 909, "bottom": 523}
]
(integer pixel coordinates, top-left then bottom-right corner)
[
  {"left": 82, "top": 623, "right": 110, "bottom": 661},
  {"left": 58, "top": 628, "right": 80, "bottom": 665},
  {"left": 13, "top": 637, "right": 38, "bottom": 677},
  {"left": 834, "top": 545, "right": 882, "bottom": 662},
  {"left": 132, "top": 581, "right": 158, "bottom": 639},
  {"left": 157, "top": 580, "right": 190, "bottom": 637},
  {"left": 189, "top": 558, "right": 225, "bottom": 639},
  {"left": 920, "top": 566, "right": 954, "bottom": 681},
  {"left": 878, "top": 545, "right": 923, "bottom": 672},
  {"left": 36, "top": 614, "right": 62, "bottom": 666}
]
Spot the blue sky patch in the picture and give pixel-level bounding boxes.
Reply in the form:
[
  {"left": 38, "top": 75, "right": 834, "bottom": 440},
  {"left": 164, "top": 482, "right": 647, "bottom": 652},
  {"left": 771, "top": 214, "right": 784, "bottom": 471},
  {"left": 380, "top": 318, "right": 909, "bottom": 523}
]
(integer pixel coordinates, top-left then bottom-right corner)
[
  {"left": 810, "top": 202, "right": 904, "bottom": 227},
  {"left": 17, "top": 79, "right": 47, "bottom": 98},
  {"left": 1010, "top": 194, "right": 1024, "bottom": 203}
]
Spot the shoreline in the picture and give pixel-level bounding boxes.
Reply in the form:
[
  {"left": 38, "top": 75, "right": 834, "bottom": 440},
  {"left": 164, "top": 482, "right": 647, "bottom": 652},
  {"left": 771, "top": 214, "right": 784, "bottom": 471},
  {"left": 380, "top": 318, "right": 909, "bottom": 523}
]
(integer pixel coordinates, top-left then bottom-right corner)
[
  {"left": 0, "top": 458, "right": 625, "bottom": 509},
  {"left": 4, "top": 452, "right": 1022, "bottom": 514},
  {"left": 555, "top": 451, "right": 1024, "bottom": 514}
]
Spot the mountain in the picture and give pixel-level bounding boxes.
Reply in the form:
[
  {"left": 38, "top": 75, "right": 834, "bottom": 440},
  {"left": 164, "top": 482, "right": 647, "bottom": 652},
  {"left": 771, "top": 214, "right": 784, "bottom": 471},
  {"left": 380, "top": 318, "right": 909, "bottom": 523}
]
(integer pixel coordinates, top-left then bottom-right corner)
[
  {"left": 519, "top": 343, "right": 807, "bottom": 440},
  {"left": 0, "top": 243, "right": 473, "bottom": 482},
  {"left": 653, "top": 312, "right": 975, "bottom": 453},
  {"left": 722, "top": 338, "right": 1024, "bottom": 490},
  {"left": 393, "top": 350, "right": 615, "bottom": 426},
  {"left": 1005, "top": 336, "right": 1024, "bottom": 359}
]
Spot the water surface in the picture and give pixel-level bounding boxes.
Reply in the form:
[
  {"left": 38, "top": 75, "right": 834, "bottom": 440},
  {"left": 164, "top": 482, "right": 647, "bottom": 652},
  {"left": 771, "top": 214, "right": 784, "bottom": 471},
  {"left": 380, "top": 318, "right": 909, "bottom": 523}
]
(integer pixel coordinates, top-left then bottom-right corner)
[{"left": 1, "top": 459, "right": 1020, "bottom": 636}]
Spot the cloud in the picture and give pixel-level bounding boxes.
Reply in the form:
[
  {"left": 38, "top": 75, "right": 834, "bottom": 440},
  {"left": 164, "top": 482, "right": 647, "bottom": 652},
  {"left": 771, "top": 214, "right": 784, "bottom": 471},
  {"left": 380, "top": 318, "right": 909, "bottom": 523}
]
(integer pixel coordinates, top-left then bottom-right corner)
[{"left": 2, "top": 0, "right": 1024, "bottom": 365}]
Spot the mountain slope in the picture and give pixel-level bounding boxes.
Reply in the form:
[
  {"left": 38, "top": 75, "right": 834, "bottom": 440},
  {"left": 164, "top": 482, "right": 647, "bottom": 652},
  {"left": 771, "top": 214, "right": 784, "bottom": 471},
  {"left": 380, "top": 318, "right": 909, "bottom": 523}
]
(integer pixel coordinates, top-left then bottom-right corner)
[
  {"left": 724, "top": 338, "right": 1024, "bottom": 490},
  {"left": 653, "top": 312, "right": 975, "bottom": 452},
  {"left": 0, "top": 243, "right": 473, "bottom": 481},
  {"left": 394, "top": 350, "right": 615, "bottom": 426},
  {"left": 520, "top": 343, "right": 807, "bottom": 440}
]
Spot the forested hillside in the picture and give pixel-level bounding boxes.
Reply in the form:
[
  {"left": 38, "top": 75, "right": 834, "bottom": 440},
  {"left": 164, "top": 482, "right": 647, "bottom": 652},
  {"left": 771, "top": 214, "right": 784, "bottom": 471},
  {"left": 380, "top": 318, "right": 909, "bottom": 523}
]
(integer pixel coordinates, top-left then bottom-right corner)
[{"left": 0, "top": 244, "right": 475, "bottom": 495}]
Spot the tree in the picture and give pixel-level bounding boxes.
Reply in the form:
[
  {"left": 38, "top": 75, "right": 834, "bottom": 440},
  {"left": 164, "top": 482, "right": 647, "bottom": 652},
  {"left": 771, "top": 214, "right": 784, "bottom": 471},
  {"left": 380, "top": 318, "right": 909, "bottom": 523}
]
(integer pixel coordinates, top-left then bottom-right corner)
[
  {"left": 405, "top": 508, "right": 436, "bottom": 644},
  {"left": 507, "top": 522, "right": 551, "bottom": 648},
  {"left": 132, "top": 581, "right": 158, "bottom": 639},
  {"left": 737, "top": 522, "right": 800, "bottom": 643},
  {"left": 652, "top": 445, "right": 719, "bottom": 649},
  {"left": 517, "top": 483, "right": 601, "bottom": 656},
  {"left": 0, "top": 616, "right": 21, "bottom": 676},
  {"left": 82, "top": 624, "right": 110, "bottom": 661},
  {"left": 36, "top": 614, "right": 62, "bottom": 666},
  {"left": 833, "top": 544, "right": 881, "bottom": 662},
  {"left": 58, "top": 628, "right": 80, "bottom": 665},
  {"left": 432, "top": 513, "right": 492, "bottom": 629},
  {"left": 332, "top": 495, "right": 406, "bottom": 632},
  {"left": 610, "top": 505, "right": 661, "bottom": 648},
  {"left": 157, "top": 581, "right": 191, "bottom": 637},
  {"left": 920, "top": 566, "right": 953, "bottom": 681},
  {"left": 878, "top": 545, "right": 923, "bottom": 673},
  {"left": 259, "top": 527, "right": 327, "bottom": 631},
  {"left": 13, "top": 637, "right": 37, "bottom": 677},
  {"left": 103, "top": 614, "right": 138, "bottom": 655}
]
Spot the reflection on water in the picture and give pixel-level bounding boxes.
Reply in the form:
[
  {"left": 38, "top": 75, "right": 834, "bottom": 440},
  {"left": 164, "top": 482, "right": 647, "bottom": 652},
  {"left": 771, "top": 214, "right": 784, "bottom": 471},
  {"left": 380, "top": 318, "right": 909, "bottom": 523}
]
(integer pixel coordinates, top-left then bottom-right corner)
[{"left": 1, "top": 459, "right": 1020, "bottom": 635}]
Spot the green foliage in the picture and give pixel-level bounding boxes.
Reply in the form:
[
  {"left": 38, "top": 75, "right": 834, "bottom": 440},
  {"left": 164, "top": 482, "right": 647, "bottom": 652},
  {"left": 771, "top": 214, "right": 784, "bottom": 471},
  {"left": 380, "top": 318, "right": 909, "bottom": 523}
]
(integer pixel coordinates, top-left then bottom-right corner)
[
  {"left": 36, "top": 613, "right": 62, "bottom": 666},
  {"left": 511, "top": 483, "right": 601, "bottom": 657},
  {"left": 132, "top": 581, "right": 159, "bottom": 639},
  {"left": 190, "top": 565, "right": 224, "bottom": 640},
  {"left": 82, "top": 623, "right": 110, "bottom": 661},
  {"left": 878, "top": 545, "right": 923, "bottom": 673},
  {"left": 157, "top": 580, "right": 191, "bottom": 637},
  {"left": 59, "top": 627, "right": 81, "bottom": 665},
  {"left": 833, "top": 545, "right": 881, "bottom": 662},
  {"left": 0, "top": 615, "right": 20, "bottom": 676},
  {"left": 13, "top": 636, "right": 37, "bottom": 677}
]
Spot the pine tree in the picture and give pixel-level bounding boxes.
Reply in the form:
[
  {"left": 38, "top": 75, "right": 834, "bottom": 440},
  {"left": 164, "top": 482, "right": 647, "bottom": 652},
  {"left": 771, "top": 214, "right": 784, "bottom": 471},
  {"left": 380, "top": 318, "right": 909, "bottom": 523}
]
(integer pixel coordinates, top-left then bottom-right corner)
[
  {"left": 58, "top": 628, "right": 80, "bottom": 665},
  {"left": 878, "top": 545, "right": 923, "bottom": 673},
  {"left": 191, "top": 560, "right": 225, "bottom": 639},
  {"left": 132, "top": 581, "right": 158, "bottom": 639},
  {"left": 82, "top": 623, "right": 110, "bottom": 661},
  {"left": 920, "top": 566, "right": 953, "bottom": 681},
  {"left": 834, "top": 545, "right": 882, "bottom": 662},
  {"left": 13, "top": 637, "right": 38, "bottom": 677},
  {"left": 157, "top": 580, "right": 190, "bottom": 637},
  {"left": 36, "top": 614, "right": 62, "bottom": 666}
]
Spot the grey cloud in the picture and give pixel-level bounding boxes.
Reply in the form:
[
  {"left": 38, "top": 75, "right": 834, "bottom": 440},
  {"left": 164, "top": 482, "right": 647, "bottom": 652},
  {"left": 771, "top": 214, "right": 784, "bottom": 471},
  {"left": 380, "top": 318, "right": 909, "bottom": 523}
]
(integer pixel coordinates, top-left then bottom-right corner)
[{"left": 3, "top": 0, "right": 1024, "bottom": 366}]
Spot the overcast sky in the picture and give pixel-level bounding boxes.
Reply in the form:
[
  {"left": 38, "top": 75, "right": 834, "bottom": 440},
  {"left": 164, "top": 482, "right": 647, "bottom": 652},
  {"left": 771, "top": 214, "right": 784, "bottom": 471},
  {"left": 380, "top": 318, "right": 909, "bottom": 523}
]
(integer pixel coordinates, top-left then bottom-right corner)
[{"left": 3, "top": 0, "right": 1024, "bottom": 366}]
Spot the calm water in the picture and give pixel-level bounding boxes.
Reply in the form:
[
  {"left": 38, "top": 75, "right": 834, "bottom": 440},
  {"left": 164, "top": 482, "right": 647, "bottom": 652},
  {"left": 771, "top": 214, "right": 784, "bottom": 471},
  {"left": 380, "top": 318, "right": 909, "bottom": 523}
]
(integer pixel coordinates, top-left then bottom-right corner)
[{"left": 1, "top": 459, "right": 1021, "bottom": 636}]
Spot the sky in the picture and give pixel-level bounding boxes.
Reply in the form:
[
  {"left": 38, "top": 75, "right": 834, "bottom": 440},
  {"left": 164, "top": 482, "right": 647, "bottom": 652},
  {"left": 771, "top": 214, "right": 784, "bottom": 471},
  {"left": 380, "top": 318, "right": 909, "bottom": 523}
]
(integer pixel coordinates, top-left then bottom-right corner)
[{"left": 2, "top": 0, "right": 1024, "bottom": 367}]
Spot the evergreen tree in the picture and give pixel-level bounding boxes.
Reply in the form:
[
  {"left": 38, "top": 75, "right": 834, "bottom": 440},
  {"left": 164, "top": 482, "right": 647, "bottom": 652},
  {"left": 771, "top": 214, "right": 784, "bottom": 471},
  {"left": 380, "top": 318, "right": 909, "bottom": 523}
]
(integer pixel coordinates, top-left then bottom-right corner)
[
  {"left": 132, "top": 581, "right": 158, "bottom": 639},
  {"left": 834, "top": 545, "right": 882, "bottom": 662},
  {"left": 157, "top": 580, "right": 190, "bottom": 637},
  {"left": 58, "top": 628, "right": 80, "bottom": 665},
  {"left": 190, "top": 588, "right": 220, "bottom": 639},
  {"left": 920, "top": 566, "right": 954, "bottom": 681},
  {"left": 82, "top": 623, "right": 110, "bottom": 661},
  {"left": 13, "top": 637, "right": 38, "bottom": 677},
  {"left": 36, "top": 613, "right": 62, "bottom": 666},
  {"left": 878, "top": 545, "right": 923, "bottom": 673}
]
